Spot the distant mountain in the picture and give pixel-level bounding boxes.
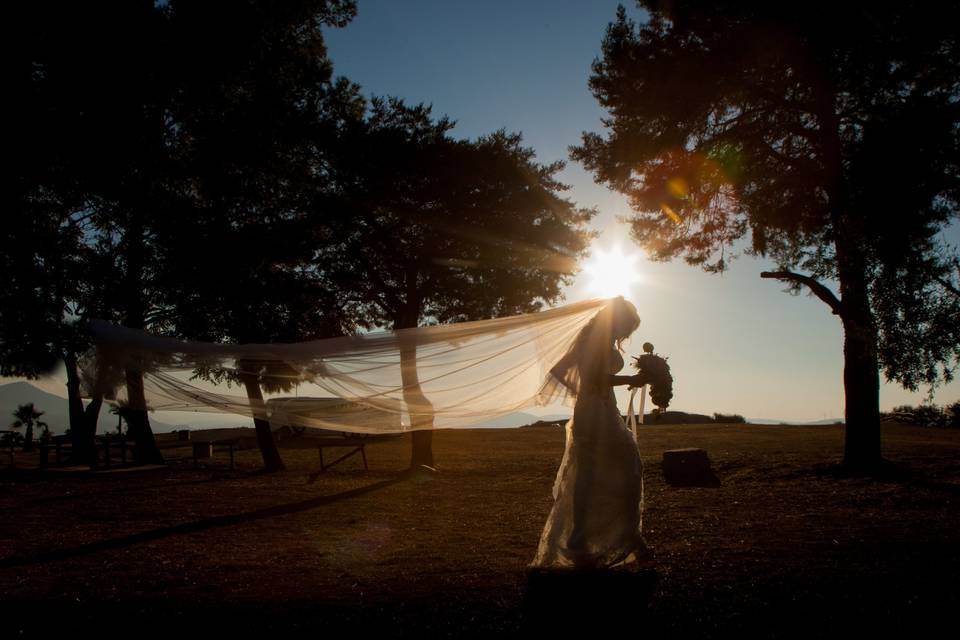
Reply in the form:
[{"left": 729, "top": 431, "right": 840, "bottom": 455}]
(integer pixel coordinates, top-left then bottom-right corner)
[
  {"left": 748, "top": 417, "right": 845, "bottom": 425},
  {"left": 1, "top": 381, "right": 78, "bottom": 434},
  {"left": 0, "top": 381, "right": 180, "bottom": 434},
  {"left": 465, "top": 412, "right": 543, "bottom": 428}
]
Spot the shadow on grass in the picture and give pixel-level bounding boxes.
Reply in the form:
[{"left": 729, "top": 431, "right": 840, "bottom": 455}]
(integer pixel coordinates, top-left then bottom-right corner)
[
  {"left": 788, "top": 457, "right": 960, "bottom": 495},
  {"left": 522, "top": 566, "right": 658, "bottom": 633},
  {"left": 0, "top": 468, "right": 422, "bottom": 570},
  {"left": 1, "top": 477, "right": 225, "bottom": 512},
  {"left": 0, "top": 464, "right": 294, "bottom": 511}
]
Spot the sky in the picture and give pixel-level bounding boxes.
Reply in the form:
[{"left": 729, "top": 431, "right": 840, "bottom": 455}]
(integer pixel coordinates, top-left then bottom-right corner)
[
  {"left": 319, "top": 0, "right": 960, "bottom": 421},
  {"left": 3, "top": 1, "right": 957, "bottom": 425}
]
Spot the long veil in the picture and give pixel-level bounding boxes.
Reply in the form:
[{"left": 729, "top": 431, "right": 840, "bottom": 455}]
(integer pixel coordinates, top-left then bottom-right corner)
[{"left": 77, "top": 298, "right": 615, "bottom": 433}]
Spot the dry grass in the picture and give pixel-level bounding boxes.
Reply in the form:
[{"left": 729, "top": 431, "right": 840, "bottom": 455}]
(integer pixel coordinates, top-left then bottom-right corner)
[{"left": 1, "top": 422, "right": 959, "bottom": 637}]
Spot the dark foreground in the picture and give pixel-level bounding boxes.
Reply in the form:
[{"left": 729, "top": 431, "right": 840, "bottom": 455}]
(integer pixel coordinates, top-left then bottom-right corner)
[{"left": 1, "top": 422, "right": 958, "bottom": 637}]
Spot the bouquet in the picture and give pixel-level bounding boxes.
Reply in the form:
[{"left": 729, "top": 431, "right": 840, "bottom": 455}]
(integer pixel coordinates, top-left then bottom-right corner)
[{"left": 631, "top": 342, "right": 673, "bottom": 409}]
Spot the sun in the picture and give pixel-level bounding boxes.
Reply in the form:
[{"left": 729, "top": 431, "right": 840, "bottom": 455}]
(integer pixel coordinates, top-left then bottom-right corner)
[{"left": 583, "top": 243, "right": 642, "bottom": 298}]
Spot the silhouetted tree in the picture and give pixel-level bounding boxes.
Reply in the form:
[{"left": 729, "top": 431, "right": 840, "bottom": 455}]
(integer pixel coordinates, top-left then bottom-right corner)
[
  {"left": 10, "top": 403, "right": 48, "bottom": 452},
  {"left": 9, "top": 0, "right": 179, "bottom": 464},
  {"left": 153, "top": 5, "right": 363, "bottom": 472},
  {"left": 327, "top": 98, "right": 596, "bottom": 469},
  {"left": 574, "top": 2, "right": 960, "bottom": 471},
  {"left": 1, "top": 146, "right": 119, "bottom": 464},
  {"left": 8, "top": 0, "right": 359, "bottom": 470}
]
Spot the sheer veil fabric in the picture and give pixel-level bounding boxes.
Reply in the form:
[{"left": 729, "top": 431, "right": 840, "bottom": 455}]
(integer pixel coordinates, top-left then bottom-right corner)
[
  {"left": 77, "top": 295, "right": 647, "bottom": 568},
  {"left": 78, "top": 298, "right": 613, "bottom": 432}
]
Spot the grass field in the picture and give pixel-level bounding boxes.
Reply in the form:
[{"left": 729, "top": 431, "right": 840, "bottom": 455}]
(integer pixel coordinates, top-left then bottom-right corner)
[{"left": 2, "top": 422, "right": 959, "bottom": 637}]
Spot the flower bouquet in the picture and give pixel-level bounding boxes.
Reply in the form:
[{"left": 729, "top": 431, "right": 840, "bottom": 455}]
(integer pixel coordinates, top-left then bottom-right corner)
[{"left": 631, "top": 342, "right": 673, "bottom": 410}]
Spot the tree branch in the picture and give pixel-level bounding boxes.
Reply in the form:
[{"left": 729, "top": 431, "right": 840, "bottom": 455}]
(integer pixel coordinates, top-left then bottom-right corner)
[
  {"left": 760, "top": 270, "right": 844, "bottom": 316},
  {"left": 934, "top": 277, "right": 960, "bottom": 299}
]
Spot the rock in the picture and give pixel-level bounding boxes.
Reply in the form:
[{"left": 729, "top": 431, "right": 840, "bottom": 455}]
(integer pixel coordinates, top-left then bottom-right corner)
[{"left": 662, "top": 448, "right": 721, "bottom": 486}]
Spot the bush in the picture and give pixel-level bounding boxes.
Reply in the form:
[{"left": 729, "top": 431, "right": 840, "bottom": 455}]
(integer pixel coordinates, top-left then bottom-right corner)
[
  {"left": 884, "top": 402, "right": 956, "bottom": 428},
  {"left": 948, "top": 401, "right": 960, "bottom": 429},
  {"left": 912, "top": 404, "right": 946, "bottom": 428},
  {"left": 713, "top": 413, "right": 746, "bottom": 424}
]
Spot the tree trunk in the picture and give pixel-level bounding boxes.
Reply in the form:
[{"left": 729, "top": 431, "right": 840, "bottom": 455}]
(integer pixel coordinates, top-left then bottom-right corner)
[
  {"left": 239, "top": 367, "right": 285, "bottom": 472},
  {"left": 819, "top": 99, "right": 884, "bottom": 472},
  {"left": 835, "top": 216, "right": 883, "bottom": 471},
  {"left": 398, "top": 329, "right": 436, "bottom": 470},
  {"left": 838, "top": 300, "right": 882, "bottom": 471},
  {"left": 64, "top": 353, "right": 88, "bottom": 458},
  {"left": 121, "top": 209, "right": 163, "bottom": 466},
  {"left": 125, "top": 369, "right": 165, "bottom": 465},
  {"left": 23, "top": 424, "right": 34, "bottom": 452},
  {"left": 81, "top": 397, "right": 102, "bottom": 466}
]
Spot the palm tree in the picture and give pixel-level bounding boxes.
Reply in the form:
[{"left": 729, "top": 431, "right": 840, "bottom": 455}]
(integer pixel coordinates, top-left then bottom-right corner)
[
  {"left": 11, "top": 403, "right": 48, "bottom": 452},
  {"left": 108, "top": 404, "right": 131, "bottom": 436}
]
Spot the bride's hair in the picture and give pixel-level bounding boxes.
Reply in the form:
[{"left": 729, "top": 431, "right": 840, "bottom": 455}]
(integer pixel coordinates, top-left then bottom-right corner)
[
  {"left": 578, "top": 296, "right": 640, "bottom": 353},
  {"left": 580, "top": 296, "right": 641, "bottom": 351},
  {"left": 611, "top": 298, "right": 641, "bottom": 352}
]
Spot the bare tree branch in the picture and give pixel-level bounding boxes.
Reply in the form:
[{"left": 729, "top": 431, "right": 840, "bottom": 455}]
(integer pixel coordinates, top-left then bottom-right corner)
[
  {"left": 760, "top": 270, "right": 844, "bottom": 316},
  {"left": 935, "top": 277, "right": 960, "bottom": 299}
]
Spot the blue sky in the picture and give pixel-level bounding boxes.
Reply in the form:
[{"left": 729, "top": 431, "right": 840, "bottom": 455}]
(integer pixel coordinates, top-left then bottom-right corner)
[
  {"left": 4, "top": 1, "right": 955, "bottom": 425},
  {"left": 321, "top": 0, "right": 960, "bottom": 420}
]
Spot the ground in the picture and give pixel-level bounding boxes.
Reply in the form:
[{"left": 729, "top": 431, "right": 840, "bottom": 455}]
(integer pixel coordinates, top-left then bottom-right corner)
[{"left": 1, "top": 422, "right": 958, "bottom": 637}]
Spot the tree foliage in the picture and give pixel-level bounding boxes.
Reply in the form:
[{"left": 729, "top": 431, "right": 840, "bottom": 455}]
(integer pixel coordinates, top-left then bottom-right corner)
[
  {"left": 327, "top": 97, "right": 596, "bottom": 329},
  {"left": 6, "top": 0, "right": 360, "bottom": 468},
  {"left": 574, "top": 1, "right": 960, "bottom": 467},
  {"left": 10, "top": 403, "right": 48, "bottom": 452}
]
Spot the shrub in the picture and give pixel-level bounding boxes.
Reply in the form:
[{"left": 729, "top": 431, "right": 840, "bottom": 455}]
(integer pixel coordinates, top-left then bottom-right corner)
[
  {"left": 912, "top": 404, "right": 946, "bottom": 428},
  {"left": 884, "top": 403, "right": 956, "bottom": 428},
  {"left": 713, "top": 413, "right": 746, "bottom": 424},
  {"left": 947, "top": 401, "right": 960, "bottom": 429}
]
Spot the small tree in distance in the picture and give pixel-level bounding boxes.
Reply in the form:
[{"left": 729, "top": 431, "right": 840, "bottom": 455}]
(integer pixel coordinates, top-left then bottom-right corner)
[{"left": 10, "top": 403, "right": 48, "bottom": 452}]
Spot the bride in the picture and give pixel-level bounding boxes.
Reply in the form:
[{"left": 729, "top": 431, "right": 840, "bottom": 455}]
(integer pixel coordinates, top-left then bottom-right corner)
[{"left": 529, "top": 296, "right": 653, "bottom": 571}]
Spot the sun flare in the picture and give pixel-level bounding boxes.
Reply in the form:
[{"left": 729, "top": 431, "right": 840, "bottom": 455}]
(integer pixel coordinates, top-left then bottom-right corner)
[{"left": 583, "top": 244, "right": 642, "bottom": 298}]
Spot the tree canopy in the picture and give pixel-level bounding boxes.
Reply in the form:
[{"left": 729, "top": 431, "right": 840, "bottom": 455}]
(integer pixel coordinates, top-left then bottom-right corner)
[
  {"left": 5, "top": 0, "right": 360, "bottom": 467},
  {"left": 6, "top": 1, "right": 594, "bottom": 472},
  {"left": 327, "top": 97, "right": 596, "bottom": 330},
  {"left": 574, "top": 1, "right": 960, "bottom": 469}
]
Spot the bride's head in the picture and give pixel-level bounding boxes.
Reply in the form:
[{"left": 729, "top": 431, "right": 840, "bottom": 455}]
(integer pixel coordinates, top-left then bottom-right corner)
[
  {"left": 585, "top": 296, "right": 640, "bottom": 352},
  {"left": 610, "top": 296, "right": 641, "bottom": 350}
]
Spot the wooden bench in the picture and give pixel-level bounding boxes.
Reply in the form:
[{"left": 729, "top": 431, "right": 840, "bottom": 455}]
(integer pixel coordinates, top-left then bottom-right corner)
[
  {"left": 192, "top": 439, "right": 239, "bottom": 470},
  {"left": 0, "top": 430, "right": 17, "bottom": 462}
]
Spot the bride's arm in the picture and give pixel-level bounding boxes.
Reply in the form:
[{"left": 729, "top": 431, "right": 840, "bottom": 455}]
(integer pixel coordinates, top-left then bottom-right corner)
[{"left": 609, "top": 373, "right": 647, "bottom": 388}]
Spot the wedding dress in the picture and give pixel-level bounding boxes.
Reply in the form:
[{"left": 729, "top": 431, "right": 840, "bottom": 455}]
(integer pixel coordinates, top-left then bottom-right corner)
[{"left": 529, "top": 347, "right": 647, "bottom": 570}]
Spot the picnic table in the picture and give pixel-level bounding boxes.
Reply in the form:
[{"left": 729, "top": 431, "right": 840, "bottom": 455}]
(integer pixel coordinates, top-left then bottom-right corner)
[
  {"left": 314, "top": 432, "right": 401, "bottom": 472},
  {"left": 265, "top": 396, "right": 403, "bottom": 473},
  {"left": 148, "top": 433, "right": 239, "bottom": 469},
  {"left": 39, "top": 434, "right": 135, "bottom": 469}
]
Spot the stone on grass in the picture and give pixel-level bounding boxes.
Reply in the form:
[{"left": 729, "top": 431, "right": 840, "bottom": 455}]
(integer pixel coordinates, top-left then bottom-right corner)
[{"left": 662, "top": 447, "right": 720, "bottom": 487}]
